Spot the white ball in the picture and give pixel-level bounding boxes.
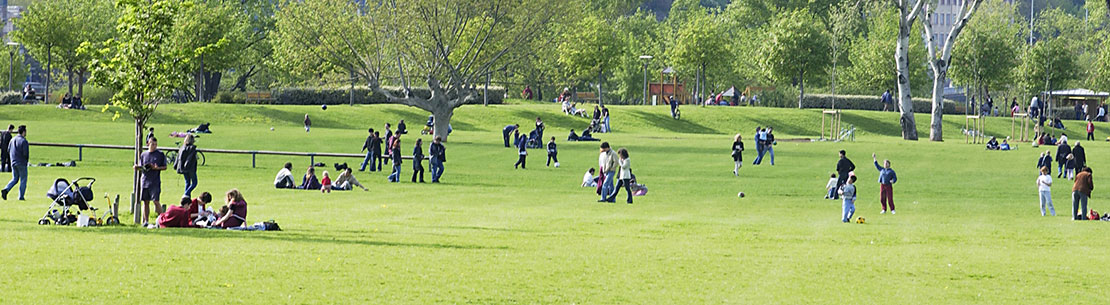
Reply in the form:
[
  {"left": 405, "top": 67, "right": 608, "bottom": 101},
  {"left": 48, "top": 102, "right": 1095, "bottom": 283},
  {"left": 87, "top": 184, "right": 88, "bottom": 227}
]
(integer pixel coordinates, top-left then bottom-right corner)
[
  {"left": 737, "top": 192, "right": 745, "bottom": 198},
  {"left": 270, "top": 127, "right": 275, "bottom": 131}
]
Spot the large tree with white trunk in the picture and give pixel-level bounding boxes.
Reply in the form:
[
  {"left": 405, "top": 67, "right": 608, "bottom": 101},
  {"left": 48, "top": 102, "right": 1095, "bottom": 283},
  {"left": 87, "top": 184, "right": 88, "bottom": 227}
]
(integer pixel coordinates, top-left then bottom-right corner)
[
  {"left": 891, "top": 0, "right": 926, "bottom": 140},
  {"left": 273, "top": 0, "right": 567, "bottom": 140},
  {"left": 921, "top": 0, "right": 982, "bottom": 141}
]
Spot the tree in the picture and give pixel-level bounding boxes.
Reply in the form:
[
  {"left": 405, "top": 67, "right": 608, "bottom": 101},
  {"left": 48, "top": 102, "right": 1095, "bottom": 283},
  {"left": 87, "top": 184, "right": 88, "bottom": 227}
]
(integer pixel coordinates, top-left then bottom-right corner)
[
  {"left": 758, "top": 9, "right": 831, "bottom": 108},
  {"left": 230, "top": 0, "right": 281, "bottom": 92},
  {"left": 949, "top": 0, "right": 1021, "bottom": 109},
  {"left": 921, "top": 0, "right": 982, "bottom": 141},
  {"left": 81, "top": 0, "right": 193, "bottom": 223},
  {"left": 1092, "top": 43, "right": 1110, "bottom": 93},
  {"left": 171, "top": 0, "right": 250, "bottom": 101},
  {"left": 1018, "top": 36, "right": 1080, "bottom": 103},
  {"left": 0, "top": 51, "right": 29, "bottom": 92},
  {"left": 273, "top": 0, "right": 568, "bottom": 140},
  {"left": 891, "top": 0, "right": 926, "bottom": 140},
  {"left": 841, "top": 5, "right": 929, "bottom": 96},
  {"left": 669, "top": 9, "right": 730, "bottom": 104},
  {"left": 557, "top": 15, "right": 625, "bottom": 106},
  {"left": 12, "top": 0, "right": 115, "bottom": 100},
  {"left": 612, "top": 10, "right": 665, "bottom": 103}
]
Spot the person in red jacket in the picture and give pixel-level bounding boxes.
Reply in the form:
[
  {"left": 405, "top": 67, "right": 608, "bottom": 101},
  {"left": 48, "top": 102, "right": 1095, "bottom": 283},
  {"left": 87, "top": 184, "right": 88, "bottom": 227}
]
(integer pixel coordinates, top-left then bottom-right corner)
[
  {"left": 1087, "top": 120, "right": 1095, "bottom": 141},
  {"left": 157, "top": 197, "right": 196, "bottom": 228}
]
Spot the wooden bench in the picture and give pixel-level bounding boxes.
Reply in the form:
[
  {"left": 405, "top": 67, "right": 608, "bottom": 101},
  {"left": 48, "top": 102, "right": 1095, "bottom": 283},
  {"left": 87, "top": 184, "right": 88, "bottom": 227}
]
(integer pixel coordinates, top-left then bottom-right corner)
[
  {"left": 576, "top": 92, "right": 598, "bottom": 103},
  {"left": 245, "top": 91, "right": 275, "bottom": 104}
]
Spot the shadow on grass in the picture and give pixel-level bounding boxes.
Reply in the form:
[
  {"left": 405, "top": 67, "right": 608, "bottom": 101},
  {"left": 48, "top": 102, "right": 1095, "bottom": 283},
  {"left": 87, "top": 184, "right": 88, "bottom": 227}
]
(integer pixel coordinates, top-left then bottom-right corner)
[
  {"left": 625, "top": 109, "right": 717, "bottom": 134},
  {"left": 30, "top": 224, "right": 507, "bottom": 250},
  {"left": 839, "top": 112, "right": 902, "bottom": 137}
]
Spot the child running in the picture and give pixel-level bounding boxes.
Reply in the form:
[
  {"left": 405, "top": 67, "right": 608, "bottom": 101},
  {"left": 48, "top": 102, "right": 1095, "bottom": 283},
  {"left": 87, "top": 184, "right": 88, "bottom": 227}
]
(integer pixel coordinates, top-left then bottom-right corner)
[
  {"left": 732, "top": 134, "right": 744, "bottom": 176},
  {"left": 547, "top": 137, "right": 559, "bottom": 167},
  {"left": 839, "top": 176, "right": 857, "bottom": 223}
]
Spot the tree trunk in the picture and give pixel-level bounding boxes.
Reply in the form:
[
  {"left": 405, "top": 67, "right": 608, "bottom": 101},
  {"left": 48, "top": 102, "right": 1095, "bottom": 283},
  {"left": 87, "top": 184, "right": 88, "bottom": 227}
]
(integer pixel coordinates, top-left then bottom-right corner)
[
  {"left": 894, "top": 0, "right": 924, "bottom": 140},
  {"left": 797, "top": 69, "right": 805, "bottom": 109},
  {"left": 204, "top": 71, "right": 221, "bottom": 101},
  {"left": 231, "top": 65, "right": 256, "bottom": 92},
  {"left": 349, "top": 70, "right": 355, "bottom": 106},
  {"left": 195, "top": 68, "right": 204, "bottom": 102},
  {"left": 132, "top": 118, "right": 143, "bottom": 224},
  {"left": 45, "top": 48, "right": 51, "bottom": 103},
  {"left": 66, "top": 68, "right": 73, "bottom": 96},
  {"left": 432, "top": 108, "right": 453, "bottom": 142},
  {"left": 483, "top": 71, "right": 490, "bottom": 106},
  {"left": 77, "top": 70, "right": 86, "bottom": 98},
  {"left": 597, "top": 68, "right": 604, "bottom": 106},
  {"left": 929, "top": 65, "right": 947, "bottom": 141}
]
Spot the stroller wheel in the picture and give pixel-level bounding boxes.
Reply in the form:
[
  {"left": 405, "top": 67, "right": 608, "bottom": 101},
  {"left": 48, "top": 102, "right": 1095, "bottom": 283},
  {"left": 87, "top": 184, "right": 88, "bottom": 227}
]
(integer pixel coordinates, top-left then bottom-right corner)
[
  {"left": 105, "top": 216, "right": 119, "bottom": 226},
  {"left": 38, "top": 218, "right": 51, "bottom": 225}
]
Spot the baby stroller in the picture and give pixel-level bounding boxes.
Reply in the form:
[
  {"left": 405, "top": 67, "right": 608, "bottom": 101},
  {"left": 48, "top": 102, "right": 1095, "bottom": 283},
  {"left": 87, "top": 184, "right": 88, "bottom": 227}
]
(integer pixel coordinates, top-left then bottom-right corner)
[
  {"left": 629, "top": 174, "right": 648, "bottom": 196},
  {"left": 39, "top": 177, "right": 95, "bottom": 225},
  {"left": 526, "top": 129, "right": 543, "bottom": 149}
]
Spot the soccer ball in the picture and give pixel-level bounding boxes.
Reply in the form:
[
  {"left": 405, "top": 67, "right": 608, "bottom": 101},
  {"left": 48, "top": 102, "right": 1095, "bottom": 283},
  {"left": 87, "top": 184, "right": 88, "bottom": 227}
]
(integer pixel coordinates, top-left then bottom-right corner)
[
  {"left": 737, "top": 192, "right": 745, "bottom": 198},
  {"left": 321, "top": 104, "right": 328, "bottom": 110},
  {"left": 856, "top": 217, "right": 866, "bottom": 224}
]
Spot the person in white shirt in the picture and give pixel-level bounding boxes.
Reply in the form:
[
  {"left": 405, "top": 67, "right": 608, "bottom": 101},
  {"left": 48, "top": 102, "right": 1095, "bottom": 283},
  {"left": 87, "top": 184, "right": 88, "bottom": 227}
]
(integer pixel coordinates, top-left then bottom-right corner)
[
  {"left": 274, "top": 162, "right": 294, "bottom": 189},
  {"left": 825, "top": 173, "right": 838, "bottom": 199},
  {"left": 582, "top": 168, "right": 598, "bottom": 187},
  {"left": 1059, "top": 133, "right": 1068, "bottom": 145},
  {"left": 1036, "top": 166, "right": 1055, "bottom": 216}
]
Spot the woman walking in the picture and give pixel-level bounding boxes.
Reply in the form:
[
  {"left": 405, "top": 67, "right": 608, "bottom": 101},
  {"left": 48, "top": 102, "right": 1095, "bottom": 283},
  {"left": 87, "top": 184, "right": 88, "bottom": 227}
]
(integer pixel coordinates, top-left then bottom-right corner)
[
  {"left": 175, "top": 134, "right": 199, "bottom": 197},
  {"left": 603, "top": 148, "right": 633, "bottom": 204},
  {"left": 411, "top": 139, "right": 425, "bottom": 183},
  {"left": 1036, "top": 166, "right": 1055, "bottom": 216},
  {"left": 731, "top": 134, "right": 744, "bottom": 176}
]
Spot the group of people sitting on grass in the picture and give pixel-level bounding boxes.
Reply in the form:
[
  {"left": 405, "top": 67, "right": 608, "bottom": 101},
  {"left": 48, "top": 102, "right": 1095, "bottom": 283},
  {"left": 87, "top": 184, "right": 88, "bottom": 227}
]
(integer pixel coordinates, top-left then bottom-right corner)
[
  {"left": 56, "top": 93, "right": 85, "bottom": 110},
  {"left": 155, "top": 189, "right": 254, "bottom": 229},
  {"left": 986, "top": 136, "right": 1013, "bottom": 150},
  {"left": 274, "top": 163, "right": 369, "bottom": 192}
]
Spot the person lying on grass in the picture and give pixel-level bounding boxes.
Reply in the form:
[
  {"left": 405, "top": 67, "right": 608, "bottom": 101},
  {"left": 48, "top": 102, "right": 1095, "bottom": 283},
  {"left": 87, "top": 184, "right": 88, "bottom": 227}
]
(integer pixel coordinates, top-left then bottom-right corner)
[
  {"left": 156, "top": 196, "right": 196, "bottom": 228},
  {"left": 212, "top": 189, "right": 248, "bottom": 229}
]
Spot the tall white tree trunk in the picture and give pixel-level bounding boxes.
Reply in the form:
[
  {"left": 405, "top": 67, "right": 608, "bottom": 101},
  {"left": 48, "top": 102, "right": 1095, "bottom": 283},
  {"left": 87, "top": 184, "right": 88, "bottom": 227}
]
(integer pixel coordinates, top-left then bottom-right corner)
[
  {"left": 132, "top": 119, "right": 143, "bottom": 224},
  {"left": 922, "top": 0, "right": 981, "bottom": 141},
  {"left": 894, "top": 0, "right": 925, "bottom": 140}
]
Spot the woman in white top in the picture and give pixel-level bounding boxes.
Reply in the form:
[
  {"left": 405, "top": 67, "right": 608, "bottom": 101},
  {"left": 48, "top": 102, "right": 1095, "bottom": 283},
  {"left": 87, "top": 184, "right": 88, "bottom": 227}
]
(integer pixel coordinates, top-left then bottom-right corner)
[
  {"left": 604, "top": 148, "right": 634, "bottom": 204},
  {"left": 1037, "top": 166, "right": 1055, "bottom": 216}
]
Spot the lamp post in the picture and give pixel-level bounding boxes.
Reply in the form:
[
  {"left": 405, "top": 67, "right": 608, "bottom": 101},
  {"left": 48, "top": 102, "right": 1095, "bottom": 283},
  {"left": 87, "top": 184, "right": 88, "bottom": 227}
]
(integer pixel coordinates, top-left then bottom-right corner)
[
  {"left": 6, "top": 42, "right": 17, "bottom": 92},
  {"left": 639, "top": 55, "right": 652, "bottom": 105}
]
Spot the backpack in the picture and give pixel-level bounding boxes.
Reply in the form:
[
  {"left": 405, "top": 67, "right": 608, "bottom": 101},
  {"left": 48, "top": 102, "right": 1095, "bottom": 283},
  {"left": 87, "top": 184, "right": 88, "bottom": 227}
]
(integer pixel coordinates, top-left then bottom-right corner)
[{"left": 1089, "top": 210, "right": 1100, "bottom": 221}]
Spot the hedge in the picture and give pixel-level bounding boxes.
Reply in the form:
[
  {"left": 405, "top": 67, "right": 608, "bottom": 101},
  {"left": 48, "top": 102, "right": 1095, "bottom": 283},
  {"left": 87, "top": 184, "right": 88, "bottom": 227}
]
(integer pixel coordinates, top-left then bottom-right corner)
[
  {"left": 213, "top": 86, "right": 505, "bottom": 105},
  {"left": 0, "top": 92, "right": 21, "bottom": 105}
]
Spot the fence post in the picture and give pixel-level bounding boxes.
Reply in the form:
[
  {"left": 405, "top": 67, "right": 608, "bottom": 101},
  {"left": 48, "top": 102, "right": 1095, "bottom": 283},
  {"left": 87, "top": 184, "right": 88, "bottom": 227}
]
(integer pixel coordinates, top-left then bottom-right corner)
[
  {"left": 78, "top": 145, "right": 83, "bottom": 161},
  {"left": 251, "top": 152, "right": 257, "bottom": 168},
  {"left": 310, "top": 153, "right": 315, "bottom": 165}
]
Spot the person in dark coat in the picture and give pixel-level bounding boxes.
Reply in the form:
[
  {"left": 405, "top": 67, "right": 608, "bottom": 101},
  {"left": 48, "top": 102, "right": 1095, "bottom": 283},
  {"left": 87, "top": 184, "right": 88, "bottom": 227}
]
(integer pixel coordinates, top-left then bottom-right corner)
[
  {"left": 1037, "top": 150, "right": 1053, "bottom": 175},
  {"left": 1056, "top": 141, "right": 1072, "bottom": 178},
  {"left": 360, "top": 128, "right": 376, "bottom": 171},
  {"left": 834, "top": 150, "right": 855, "bottom": 200},
  {"left": 387, "top": 136, "right": 403, "bottom": 183},
  {"left": 1073, "top": 141, "right": 1087, "bottom": 169},
  {"left": 174, "top": 134, "right": 199, "bottom": 197},
  {"left": 514, "top": 133, "right": 528, "bottom": 169},
  {"left": 411, "top": 139, "right": 425, "bottom": 183},
  {"left": 429, "top": 136, "right": 446, "bottom": 183},
  {"left": 502, "top": 124, "right": 518, "bottom": 148},
  {"left": 0, "top": 125, "right": 12, "bottom": 172},
  {"left": 370, "top": 131, "right": 383, "bottom": 171}
]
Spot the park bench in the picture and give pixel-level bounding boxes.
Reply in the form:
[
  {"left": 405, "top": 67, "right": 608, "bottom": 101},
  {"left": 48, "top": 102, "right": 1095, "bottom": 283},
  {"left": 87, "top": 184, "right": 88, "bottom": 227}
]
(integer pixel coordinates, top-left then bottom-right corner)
[
  {"left": 576, "top": 92, "right": 598, "bottom": 103},
  {"left": 245, "top": 91, "right": 275, "bottom": 104}
]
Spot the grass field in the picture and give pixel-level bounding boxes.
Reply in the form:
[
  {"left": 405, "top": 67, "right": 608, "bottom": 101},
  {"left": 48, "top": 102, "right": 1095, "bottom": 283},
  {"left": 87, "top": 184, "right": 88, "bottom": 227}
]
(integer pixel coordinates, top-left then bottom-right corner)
[{"left": 0, "top": 103, "right": 1108, "bottom": 304}]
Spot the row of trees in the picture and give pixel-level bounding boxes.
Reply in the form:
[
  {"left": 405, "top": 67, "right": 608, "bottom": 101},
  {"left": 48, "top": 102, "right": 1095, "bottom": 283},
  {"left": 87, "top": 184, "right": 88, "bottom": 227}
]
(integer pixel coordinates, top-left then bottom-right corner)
[{"left": 10, "top": 0, "right": 1110, "bottom": 143}]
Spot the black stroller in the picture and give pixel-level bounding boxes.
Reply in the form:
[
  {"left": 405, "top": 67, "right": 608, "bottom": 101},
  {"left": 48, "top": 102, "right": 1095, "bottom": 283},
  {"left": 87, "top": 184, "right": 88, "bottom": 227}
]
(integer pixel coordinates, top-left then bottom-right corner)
[{"left": 39, "top": 177, "right": 95, "bottom": 225}]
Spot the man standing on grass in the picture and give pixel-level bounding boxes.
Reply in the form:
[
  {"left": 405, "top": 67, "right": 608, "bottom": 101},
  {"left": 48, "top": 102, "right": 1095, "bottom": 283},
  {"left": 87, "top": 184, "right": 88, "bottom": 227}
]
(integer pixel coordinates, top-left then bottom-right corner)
[
  {"left": 359, "top": 128, "right": 376, "bottom": 172},
  {"left": 597, "top": 142, "right": 617, "bottom": 202},
  {"left": 429, "top": 136, "right": 446, "bottom": 183},
  {"left": 834, "top": 150, "right": 855, "bottom": 200},
  {"left": 1072, "top": 167, "right": 1093, "bottom": 220},
  {"left": 1056, "top": 140, "right": 1071, "bottom": 178},
  {"left": 872, "top": 153, "right": 897, "bottom": 214},
  {"left": 0, "top": 124, "right": 12, "bottom": 172},
  {"left": 1037, "top": 150, "right": 1053, "bottom": 175},
  {"left": 881, "top": 89, "right": 893, "bottom": 112},
  {"left": 1073, "top": 141, "right": 1086, "bottom": 169},
  {"left": 134, "top": 137, "right": 167, "bottom": 226},
  {"left": 2, "top": 125, "right": 28, "bottom": 200}
]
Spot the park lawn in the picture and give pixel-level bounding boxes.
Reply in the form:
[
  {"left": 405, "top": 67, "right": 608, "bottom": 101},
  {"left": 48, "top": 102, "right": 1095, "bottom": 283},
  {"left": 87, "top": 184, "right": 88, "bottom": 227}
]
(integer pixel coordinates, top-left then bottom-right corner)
[{"left": 0, "top": 103, "right": 1107, "bottom": 304}]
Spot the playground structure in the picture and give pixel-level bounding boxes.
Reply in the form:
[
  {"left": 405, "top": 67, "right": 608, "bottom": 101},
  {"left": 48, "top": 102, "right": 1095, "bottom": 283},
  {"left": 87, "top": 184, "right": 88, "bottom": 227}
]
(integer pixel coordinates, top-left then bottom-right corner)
[
  {"left": 1012, "top": 113, "right": 1030, "bottom": 142},
  {"left": 821, "top": 110, "right": 842, "bottom": 141},
  {"left": 965, "top": 115, "right": 983, "bottom": 144}
]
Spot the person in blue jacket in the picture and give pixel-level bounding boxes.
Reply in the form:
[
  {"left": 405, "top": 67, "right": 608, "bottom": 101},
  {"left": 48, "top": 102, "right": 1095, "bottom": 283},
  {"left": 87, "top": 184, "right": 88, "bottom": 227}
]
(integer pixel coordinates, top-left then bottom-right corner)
[
  {"left": 502, "top": 124, "right": 519, "bottom": 147},
  {"left": 873, "top": 153, "right": 898, "bottom": 214}
]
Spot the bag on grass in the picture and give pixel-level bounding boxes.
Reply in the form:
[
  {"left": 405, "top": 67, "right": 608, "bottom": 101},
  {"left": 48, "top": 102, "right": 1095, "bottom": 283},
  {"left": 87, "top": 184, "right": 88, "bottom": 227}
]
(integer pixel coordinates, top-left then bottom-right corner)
[{"left": 1089, "top": 210, "right": 1100, "bottom": 221}]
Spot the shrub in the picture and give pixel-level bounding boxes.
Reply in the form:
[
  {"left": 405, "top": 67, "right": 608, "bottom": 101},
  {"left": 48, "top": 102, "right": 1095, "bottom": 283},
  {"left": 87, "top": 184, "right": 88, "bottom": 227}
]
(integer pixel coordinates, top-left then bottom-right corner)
[{"left": 0, "top": 92, "right": 21, "bottom": 105}]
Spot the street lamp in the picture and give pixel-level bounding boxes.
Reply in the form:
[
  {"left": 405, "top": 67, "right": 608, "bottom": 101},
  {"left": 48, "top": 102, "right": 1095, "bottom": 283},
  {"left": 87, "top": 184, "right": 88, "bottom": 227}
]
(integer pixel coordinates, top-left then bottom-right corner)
[
  {"left": 639, "top": 55, "right": 653, "bottom": 105},
  {"left": 6, "top": 42, "right": 17, "bottom": 92}
]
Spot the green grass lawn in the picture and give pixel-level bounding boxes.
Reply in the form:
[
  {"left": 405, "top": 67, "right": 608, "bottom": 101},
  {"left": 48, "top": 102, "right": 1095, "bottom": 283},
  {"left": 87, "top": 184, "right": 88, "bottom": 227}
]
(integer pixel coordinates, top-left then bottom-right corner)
[{"left": 0, "top": 103, "right": 1107, "bottom": 304}]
